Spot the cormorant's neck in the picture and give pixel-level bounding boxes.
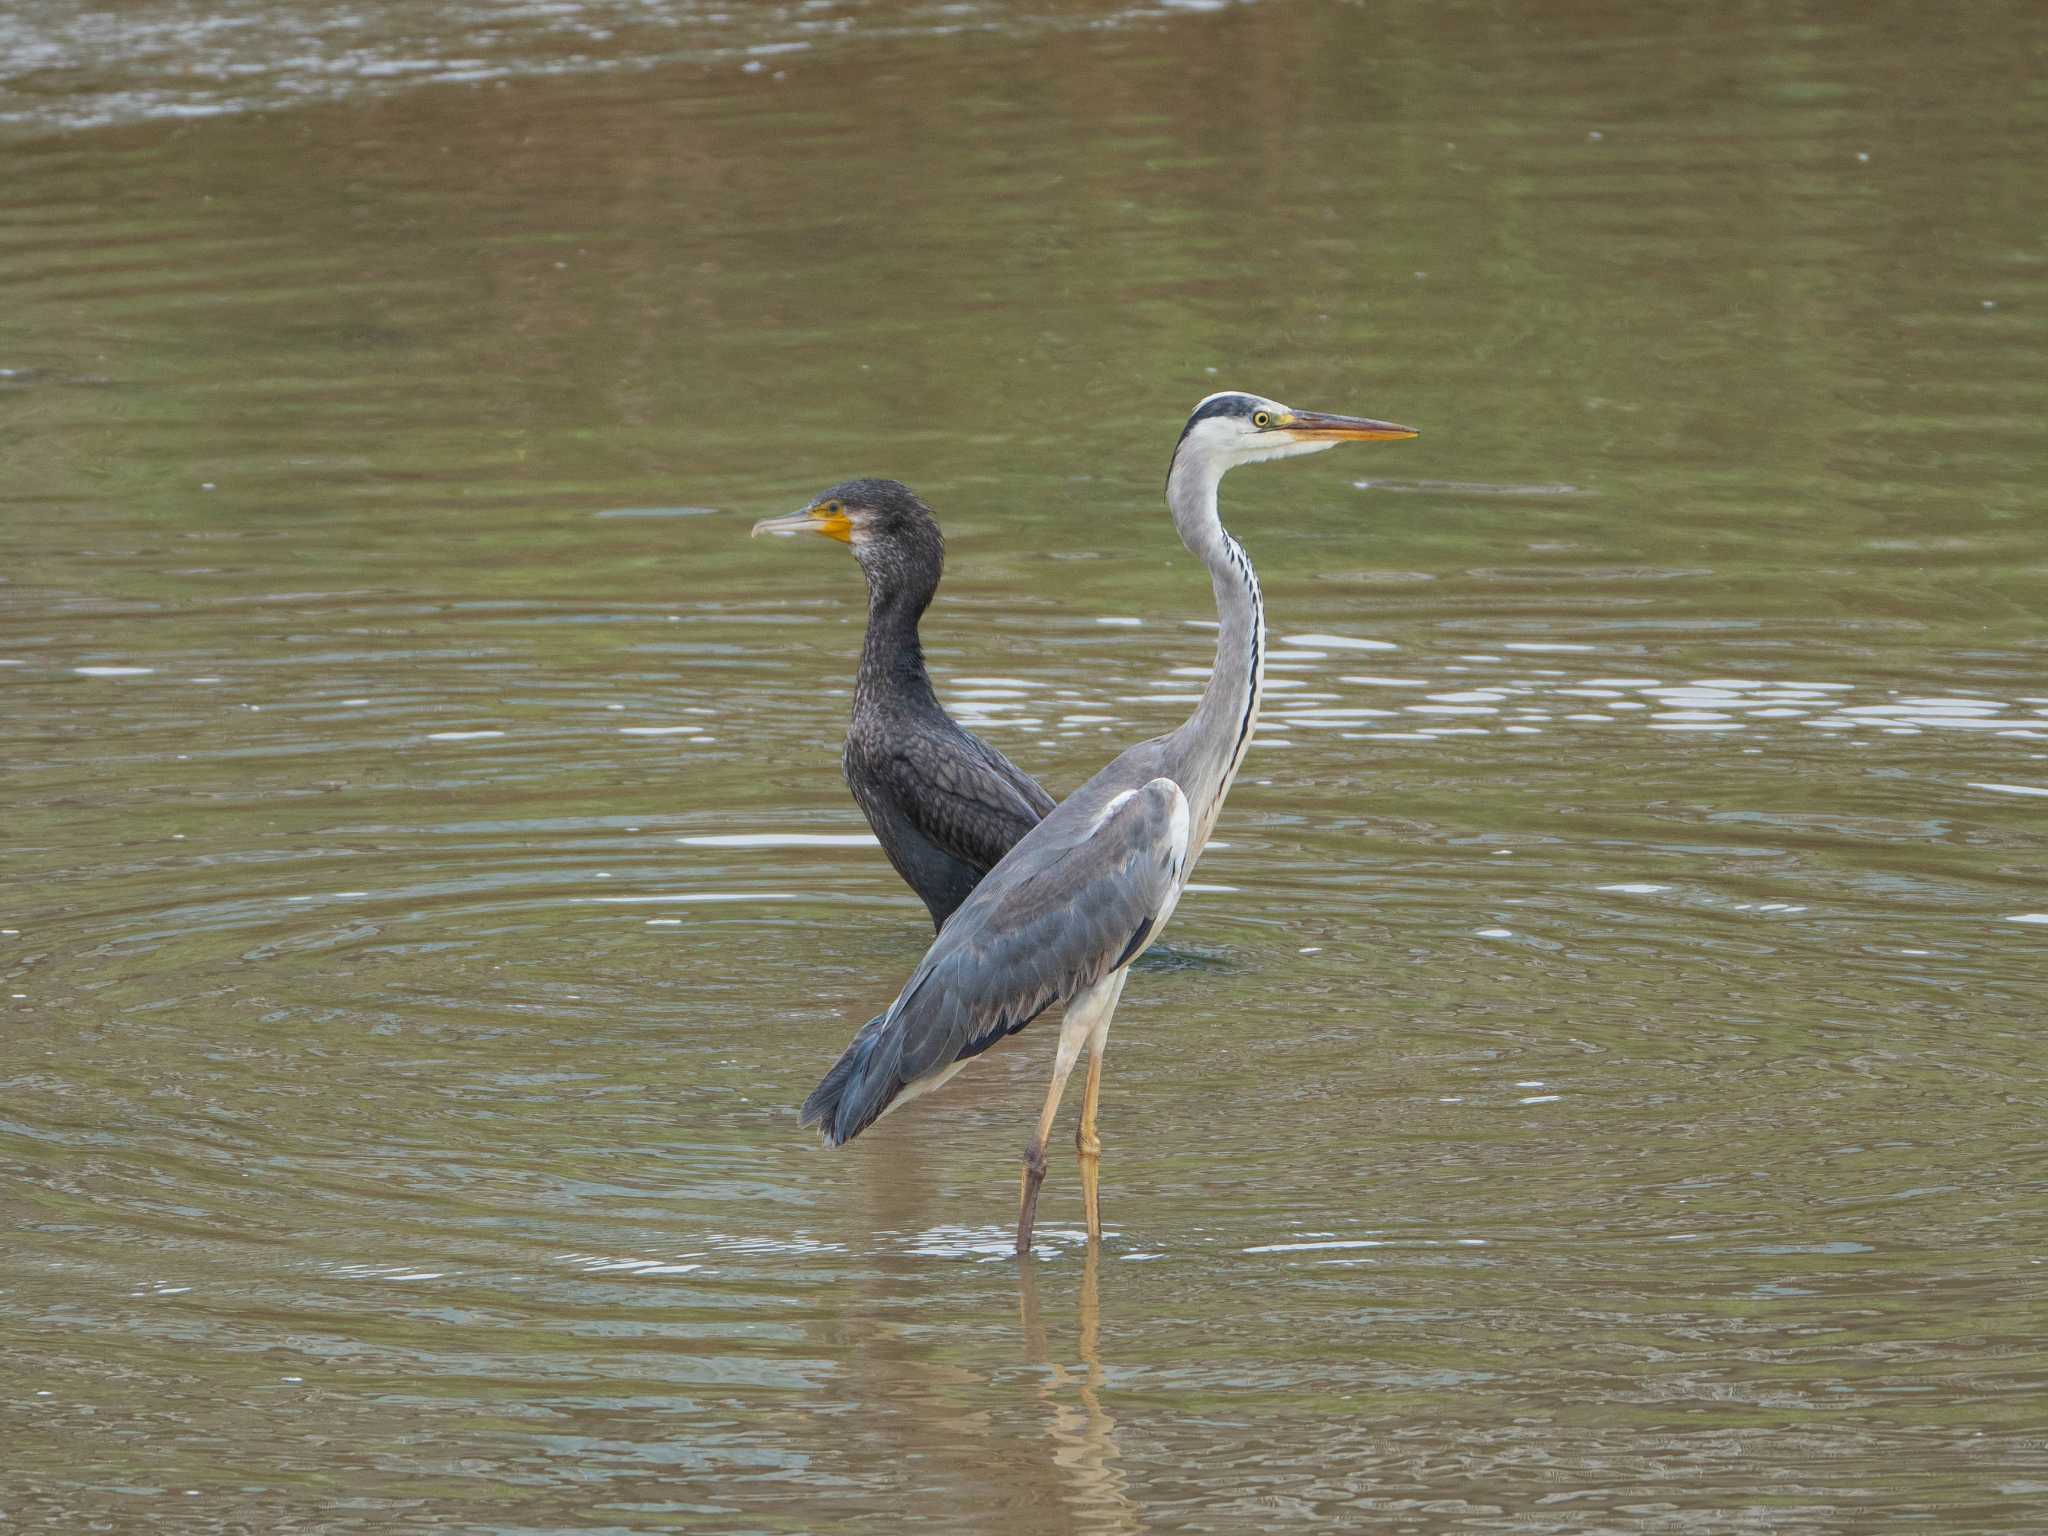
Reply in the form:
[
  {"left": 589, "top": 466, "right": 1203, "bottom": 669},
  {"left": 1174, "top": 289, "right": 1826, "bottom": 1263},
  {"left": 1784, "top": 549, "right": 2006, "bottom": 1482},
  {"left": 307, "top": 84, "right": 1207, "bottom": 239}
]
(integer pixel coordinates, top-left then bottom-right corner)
[
  {"left": 855, "top": 560, "right": 941, "bottom": 707},
  {"left": 1163, "top": 446, "right": 1264, "bottom": 855}
]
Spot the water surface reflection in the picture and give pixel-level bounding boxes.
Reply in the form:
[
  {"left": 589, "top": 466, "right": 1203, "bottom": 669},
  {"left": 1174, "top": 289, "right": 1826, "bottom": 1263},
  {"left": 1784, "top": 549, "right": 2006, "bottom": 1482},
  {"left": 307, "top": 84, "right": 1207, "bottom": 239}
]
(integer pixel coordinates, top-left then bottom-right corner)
[{"left": 6, "top": 0, "right": 2047, "bottom": 1530}]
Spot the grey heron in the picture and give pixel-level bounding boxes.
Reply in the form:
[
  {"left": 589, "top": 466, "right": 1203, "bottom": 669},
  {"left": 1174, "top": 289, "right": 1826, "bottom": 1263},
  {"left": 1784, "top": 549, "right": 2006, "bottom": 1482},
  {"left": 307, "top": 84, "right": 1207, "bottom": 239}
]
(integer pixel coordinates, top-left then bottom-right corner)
[
  {"left": 752, "top": 479, "right": 1057, "bottom": 930},
  {"left": 799, "top": 394, "right": 1419, "bottom": 1253}
]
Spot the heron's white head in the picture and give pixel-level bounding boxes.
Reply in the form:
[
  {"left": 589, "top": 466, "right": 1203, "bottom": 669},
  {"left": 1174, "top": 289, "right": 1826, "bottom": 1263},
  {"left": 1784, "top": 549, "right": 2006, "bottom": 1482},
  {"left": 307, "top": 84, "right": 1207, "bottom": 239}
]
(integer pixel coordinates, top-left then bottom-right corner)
[{"left": 1171, "top": 391, "right": 1419, "bottom": 478}]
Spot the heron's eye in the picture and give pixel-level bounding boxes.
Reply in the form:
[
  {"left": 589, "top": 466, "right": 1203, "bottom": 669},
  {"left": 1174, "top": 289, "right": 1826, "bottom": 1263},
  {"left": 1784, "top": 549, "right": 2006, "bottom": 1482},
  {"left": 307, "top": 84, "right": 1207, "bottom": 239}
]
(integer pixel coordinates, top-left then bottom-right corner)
[{"left": 1252, "top": 411, "right": 1272, "bottom": 429}]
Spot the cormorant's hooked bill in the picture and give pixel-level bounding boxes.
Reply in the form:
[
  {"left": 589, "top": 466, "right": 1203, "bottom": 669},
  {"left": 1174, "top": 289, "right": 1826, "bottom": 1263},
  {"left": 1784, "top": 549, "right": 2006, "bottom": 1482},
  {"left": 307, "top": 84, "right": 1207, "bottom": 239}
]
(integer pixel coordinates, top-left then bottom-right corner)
[{"left": 751, "top": 503, "right": 854, "bottom": 542}]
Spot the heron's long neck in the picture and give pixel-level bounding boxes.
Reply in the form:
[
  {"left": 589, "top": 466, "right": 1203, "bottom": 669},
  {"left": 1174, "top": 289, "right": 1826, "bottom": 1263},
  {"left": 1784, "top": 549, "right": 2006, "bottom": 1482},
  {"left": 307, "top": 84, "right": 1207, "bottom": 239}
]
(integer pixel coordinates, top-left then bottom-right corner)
[{"left": 1164, "top": 450, "right": 1264, "bottom": 855}]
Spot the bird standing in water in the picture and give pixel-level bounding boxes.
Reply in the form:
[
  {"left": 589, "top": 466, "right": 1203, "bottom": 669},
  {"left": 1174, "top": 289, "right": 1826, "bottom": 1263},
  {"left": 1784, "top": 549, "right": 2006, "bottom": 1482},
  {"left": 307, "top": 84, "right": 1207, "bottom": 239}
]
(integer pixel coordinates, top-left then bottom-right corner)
[
  {"left": 753, "top": 479, "right": 1056, "bottom": 931},
  {"left": 798, "top": 395, "right": 1419, "bottom": 1252}
]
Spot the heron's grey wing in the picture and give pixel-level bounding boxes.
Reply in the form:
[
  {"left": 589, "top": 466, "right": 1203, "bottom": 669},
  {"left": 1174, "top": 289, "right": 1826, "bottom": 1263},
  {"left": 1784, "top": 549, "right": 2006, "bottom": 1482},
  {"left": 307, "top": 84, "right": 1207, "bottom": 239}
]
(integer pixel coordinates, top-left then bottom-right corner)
[{"left": 800, "top": 777, "right": 1190, "bottom": 1146}]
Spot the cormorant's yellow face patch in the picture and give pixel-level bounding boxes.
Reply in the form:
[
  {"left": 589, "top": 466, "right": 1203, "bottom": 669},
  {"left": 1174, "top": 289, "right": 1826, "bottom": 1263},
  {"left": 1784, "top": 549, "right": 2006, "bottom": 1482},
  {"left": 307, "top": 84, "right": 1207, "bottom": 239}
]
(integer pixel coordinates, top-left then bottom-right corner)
[{"left": 808, "top": 500, "right": 855, "bottom": 543}]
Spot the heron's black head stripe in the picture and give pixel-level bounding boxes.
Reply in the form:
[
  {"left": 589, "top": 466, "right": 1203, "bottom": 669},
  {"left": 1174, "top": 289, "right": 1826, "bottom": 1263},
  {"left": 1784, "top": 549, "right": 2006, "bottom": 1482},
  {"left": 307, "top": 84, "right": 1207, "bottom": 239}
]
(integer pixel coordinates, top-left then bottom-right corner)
[{"left": 1176, "top": 393, "right": 1262, "bottom": 447}]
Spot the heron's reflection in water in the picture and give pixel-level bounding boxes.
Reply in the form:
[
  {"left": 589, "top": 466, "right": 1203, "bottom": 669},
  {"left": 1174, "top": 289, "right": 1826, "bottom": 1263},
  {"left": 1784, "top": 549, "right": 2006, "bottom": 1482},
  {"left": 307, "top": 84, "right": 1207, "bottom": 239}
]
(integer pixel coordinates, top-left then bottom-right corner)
[{"left": 1018, "top": 1247, "right": 1141, "bottom": 1535}]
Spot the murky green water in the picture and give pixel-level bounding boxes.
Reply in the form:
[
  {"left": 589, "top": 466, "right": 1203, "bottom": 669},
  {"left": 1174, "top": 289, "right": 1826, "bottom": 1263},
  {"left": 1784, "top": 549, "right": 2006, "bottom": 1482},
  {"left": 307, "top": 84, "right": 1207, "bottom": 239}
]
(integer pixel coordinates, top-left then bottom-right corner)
[{"left": 5, "top": 1, "right": 2046, "bottom": 1530}]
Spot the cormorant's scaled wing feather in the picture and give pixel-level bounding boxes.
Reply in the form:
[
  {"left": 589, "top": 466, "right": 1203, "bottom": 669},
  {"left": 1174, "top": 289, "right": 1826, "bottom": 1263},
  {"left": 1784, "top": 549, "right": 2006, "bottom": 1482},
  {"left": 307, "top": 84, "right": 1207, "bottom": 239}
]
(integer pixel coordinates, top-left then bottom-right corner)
[
  {"left": 800, "top": 778, "right": 1190, "bottom": 1147},
  {"left": 974, "top": 731, "right": 1059, "bottom": 820},
  {"left": 883, "top": 722, "right": 1057, "bottom": 877}
]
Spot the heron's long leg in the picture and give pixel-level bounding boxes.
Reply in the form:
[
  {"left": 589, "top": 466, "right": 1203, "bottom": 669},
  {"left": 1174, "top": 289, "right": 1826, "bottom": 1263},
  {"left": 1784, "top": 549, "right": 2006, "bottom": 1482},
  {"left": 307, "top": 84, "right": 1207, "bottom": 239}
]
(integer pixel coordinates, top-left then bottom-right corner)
[
  {"left": 1017, "top": 1046, "right": 1081, "bottom": 1256},
  {"left": 1019, "top": 978, "right": 1118, "bottom": 1256},
  {"left": 1075, "top": 970, "right": 1126, "bottom": 1243},
  {"left": 1075, "top": 1048, "right": 1105, "bottom": 1239}
]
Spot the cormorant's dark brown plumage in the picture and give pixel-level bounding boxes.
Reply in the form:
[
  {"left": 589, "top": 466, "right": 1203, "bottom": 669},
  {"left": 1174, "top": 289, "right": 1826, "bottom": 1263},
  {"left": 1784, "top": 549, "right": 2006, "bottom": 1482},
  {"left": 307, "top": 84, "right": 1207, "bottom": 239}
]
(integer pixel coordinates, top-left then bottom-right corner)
[{"left": 752, "top": 479, "right": 1056, "bottom": 929}]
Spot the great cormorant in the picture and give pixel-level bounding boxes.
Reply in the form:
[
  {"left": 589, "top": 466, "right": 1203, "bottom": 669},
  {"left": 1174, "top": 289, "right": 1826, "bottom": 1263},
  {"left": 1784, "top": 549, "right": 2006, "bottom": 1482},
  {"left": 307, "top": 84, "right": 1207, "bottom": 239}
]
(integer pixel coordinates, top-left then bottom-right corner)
[{"left": 753, "top": 478, "right": 1057, "bottom": 931}]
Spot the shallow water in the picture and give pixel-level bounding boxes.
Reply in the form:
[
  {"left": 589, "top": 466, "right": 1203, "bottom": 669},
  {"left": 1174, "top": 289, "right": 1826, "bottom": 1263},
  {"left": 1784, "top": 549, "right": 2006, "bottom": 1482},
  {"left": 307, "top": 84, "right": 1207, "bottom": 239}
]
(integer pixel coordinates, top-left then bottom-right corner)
[{"left": 4, "top": 1, "right": 2046, "bottom": 1530}]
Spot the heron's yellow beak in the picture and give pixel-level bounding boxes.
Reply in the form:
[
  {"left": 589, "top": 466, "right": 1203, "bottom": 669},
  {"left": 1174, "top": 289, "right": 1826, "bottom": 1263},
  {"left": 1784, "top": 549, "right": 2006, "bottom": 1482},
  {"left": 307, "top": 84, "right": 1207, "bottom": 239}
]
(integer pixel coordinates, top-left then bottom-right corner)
[
  {"left": 1278, "top": 409, "right": 1420, "bottom": 443},
  {"left": 751, "top": 505, "right": 854, "bottom": 543}
]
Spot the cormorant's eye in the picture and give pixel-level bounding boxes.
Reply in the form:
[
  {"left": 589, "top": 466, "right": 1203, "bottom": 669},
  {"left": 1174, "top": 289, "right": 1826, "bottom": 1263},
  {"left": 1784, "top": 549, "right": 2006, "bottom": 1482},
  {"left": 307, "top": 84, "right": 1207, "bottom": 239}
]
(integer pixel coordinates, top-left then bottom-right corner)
[{"left": 1252, "top": 411, "right": 1272, "bottom": 429}]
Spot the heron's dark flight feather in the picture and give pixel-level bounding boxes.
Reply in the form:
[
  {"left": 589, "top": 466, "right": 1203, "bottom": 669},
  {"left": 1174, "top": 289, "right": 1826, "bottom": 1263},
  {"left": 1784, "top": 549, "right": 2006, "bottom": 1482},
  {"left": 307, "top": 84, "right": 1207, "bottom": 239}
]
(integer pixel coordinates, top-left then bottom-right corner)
[{"left": 1114, "top": 915, "right": 1156, "bottom": 971}]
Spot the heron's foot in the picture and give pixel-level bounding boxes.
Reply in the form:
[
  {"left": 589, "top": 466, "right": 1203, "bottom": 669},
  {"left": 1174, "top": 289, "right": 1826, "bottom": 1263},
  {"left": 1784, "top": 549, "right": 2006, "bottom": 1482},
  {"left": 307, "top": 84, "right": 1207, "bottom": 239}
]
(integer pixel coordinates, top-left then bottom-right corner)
[
  {"left": 1017, "top": 1142, "right": 1050, "bottom": 1256},
  {"left": 1076, "top": 1133, "right": 1103, "bottom": 1242}
]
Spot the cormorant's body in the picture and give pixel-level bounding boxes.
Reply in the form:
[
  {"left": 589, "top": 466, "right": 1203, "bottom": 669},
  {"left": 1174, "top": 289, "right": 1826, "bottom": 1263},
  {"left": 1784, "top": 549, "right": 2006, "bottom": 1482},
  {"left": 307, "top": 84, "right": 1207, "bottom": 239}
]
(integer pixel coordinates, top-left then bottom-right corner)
[
  {"left": 754, "top": 479, "right": 1055, "bottom": 929},
  {"left": 843, "top": 644, "right": 1055, "bottom": 933}
]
